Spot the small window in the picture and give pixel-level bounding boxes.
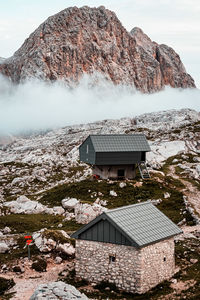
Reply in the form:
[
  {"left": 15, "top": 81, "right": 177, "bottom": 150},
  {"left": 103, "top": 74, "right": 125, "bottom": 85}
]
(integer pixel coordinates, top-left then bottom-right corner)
[
  {"left": 86, "top": 145, "right": 89, "bottom": 154},
  {"left": 164, "top": 257, "right": 166, "bottom": 262},
  {"left": 109, "top": 255, "right": 116, "bottom": 263},
  {"left": 117, "top": 169, "right": 125, "bottom": 177}
]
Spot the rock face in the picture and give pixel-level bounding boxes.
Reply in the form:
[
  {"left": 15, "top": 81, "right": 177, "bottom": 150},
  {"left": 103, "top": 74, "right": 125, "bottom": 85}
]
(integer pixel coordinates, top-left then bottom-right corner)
[
  {"left": 30, "top": 282, "right": 88, "bottom": 300},
  {"left": 130, "top": 27, "right": 195, "bottom": 89},
  {"left": 33, "top": 229, "right": 75, "bottom": 255},
  {"left": 0, "top": 6, "right": 195, "bottom": 92}
]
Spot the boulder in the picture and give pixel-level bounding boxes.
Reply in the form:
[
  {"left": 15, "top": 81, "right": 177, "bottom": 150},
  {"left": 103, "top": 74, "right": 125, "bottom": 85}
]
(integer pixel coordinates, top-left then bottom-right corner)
[
  {"left": 75, "top": 203, "right": 106, "bottom": 224},
  {"left": 64, "top": 212, "right": 75, "bottom": 221},
  {"left": 30, "top": 282, "right": 88, "bottom": 300},
  {"left": 55, "top": 256, "right": 62, "bottom": 264},
  {"left": 0, "top": 242, "right": 9, "bottom": 253},
  {"left": 57, "top": 243, "right": 75, "bottom": 256},
  {"left": 119, "top": 182, "right": 126, "bottom": 188},
  {"left": 164, "top": 192, "right": 171, "bottom": 199},
  {"left": 62, "top": 198, "right": 79, "bottom": 209},
  {"left": 33, "top": 232, "right": 57, "bottom": 253},
  {"left": 2, "top": 226, "right": 11, "bottom": 234},
  {"left": 110, "top": 190, "right": 117, "bottom": 197},
  {"left": 4, "top": 196, "right": 46, "bottom": 214},
  {"left": 52, "top": 206, "right": 65, "bottom": 215}
]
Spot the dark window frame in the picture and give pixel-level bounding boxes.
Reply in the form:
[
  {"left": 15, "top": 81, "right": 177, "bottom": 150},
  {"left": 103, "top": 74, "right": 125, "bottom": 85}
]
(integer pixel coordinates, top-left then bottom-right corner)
[{"left": 109, "top": 255, "right": 116, "bottom": 263}]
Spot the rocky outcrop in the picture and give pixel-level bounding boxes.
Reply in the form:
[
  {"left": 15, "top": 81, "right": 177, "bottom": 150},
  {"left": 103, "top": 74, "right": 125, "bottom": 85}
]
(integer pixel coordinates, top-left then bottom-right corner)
[
  {"left": 30, "top": 282, "right": 88, "bottom": 300},
  {"left": 74, "top": 202, "right": 107, "bottom": 224},
  {"left": 0, "top": 6, "right": 195, "bottom": 92},
  {"left": 3, "top": 196, "right": 65, "bottom": 215},
  {"left": 33, "top": 229, "right": 75, "bottom": 255}
]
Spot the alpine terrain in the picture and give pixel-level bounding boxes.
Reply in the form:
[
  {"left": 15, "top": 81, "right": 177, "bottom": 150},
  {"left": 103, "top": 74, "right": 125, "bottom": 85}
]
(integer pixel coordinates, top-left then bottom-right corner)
[{"left": 0, "top": 108, "right": 200, "bottom": 299}]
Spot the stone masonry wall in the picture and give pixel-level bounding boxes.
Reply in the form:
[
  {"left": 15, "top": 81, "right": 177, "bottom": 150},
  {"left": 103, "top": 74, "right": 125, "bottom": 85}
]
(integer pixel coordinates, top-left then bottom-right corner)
[
  {"left": 75, "top": 239, "right": 141, "bottom": 293},
  {"left": 139, "top": 237, "right": 175, "bottom": 293},
  {"left": 75, "top": 238, "right": 175, "bottom": 294}
]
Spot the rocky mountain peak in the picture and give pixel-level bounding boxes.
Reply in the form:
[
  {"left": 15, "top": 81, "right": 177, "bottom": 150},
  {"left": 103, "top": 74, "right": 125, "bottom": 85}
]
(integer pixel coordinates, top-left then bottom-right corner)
[
  {"left": 130, "top": 27, "right": 154, "bottom": 51},
  {"left": 0, "top": 6, "right": 195, "bottom": 92}
]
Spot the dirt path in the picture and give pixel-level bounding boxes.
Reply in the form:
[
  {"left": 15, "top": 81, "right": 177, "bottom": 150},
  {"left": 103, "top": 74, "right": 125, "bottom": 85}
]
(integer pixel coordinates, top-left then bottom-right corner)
[
  {"left": 182, "top": 224, "right": 200, "bottom": 234},
  {"left": 168, "top": 165, "right": 200, "bottom": 220},
  {"left": 3, "top": 259, "right": 72, "bottom": 300}
]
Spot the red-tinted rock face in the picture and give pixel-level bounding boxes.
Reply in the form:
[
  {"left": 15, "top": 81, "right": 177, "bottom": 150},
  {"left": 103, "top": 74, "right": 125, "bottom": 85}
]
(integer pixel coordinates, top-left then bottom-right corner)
[{"left": 0, "top": 6, "right": 195, "bottom": 92}]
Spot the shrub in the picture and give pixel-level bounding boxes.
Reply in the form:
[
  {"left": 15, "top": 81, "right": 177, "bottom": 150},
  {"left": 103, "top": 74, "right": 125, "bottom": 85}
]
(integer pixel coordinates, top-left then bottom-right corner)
[
  {"left": 0, "top": 277, "right": 15, "bottom": 295},
  {"left": 32, "top": 258, "right": 47, "bottom": 272}
]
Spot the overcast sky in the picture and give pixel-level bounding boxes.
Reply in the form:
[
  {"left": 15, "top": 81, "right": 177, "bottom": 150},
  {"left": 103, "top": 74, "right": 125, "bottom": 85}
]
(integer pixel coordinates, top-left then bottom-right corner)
[{"left": 0, "top": 0, "right": 199, "bottom": 86}]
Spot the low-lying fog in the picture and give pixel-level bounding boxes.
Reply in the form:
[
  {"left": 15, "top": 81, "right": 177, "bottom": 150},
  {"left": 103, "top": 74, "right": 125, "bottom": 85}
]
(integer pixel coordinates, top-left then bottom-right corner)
[{"left": 0, "top": 74, "right": 199, "bottom": 135}]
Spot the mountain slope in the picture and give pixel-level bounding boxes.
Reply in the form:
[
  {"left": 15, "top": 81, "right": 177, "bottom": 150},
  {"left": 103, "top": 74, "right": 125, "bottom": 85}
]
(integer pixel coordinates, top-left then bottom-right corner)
[{"left": 0, "top": 6, "right": 195, "bottom": 92}]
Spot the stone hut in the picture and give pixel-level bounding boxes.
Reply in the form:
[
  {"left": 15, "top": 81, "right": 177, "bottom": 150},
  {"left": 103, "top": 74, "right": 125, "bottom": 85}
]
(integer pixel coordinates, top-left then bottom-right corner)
[
  {"left": 79, "top": 134, "right": 151, "bottom": 179},
  {"left": 71, "top": 202, "right": 182, "bottom": 294}
]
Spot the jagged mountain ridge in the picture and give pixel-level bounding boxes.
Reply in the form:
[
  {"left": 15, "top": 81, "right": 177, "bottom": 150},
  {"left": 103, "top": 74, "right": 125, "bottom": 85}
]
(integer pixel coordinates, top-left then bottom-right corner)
[{"left": 0, "top": 6, "right": 195, "bottom": 92}]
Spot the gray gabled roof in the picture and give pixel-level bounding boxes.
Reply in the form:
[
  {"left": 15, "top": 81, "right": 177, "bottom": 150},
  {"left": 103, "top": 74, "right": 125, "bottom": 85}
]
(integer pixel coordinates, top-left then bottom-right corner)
[
  {"left": 89, "top": 134, "right": 151, "bottom": 152},
  {"left": 71, "top": 202, "right": 182, "bottom": 248}
]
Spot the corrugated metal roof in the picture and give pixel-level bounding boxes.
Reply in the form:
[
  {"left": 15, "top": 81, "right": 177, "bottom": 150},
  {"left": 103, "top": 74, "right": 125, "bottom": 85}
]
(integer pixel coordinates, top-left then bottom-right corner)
[
  {"left": 71, "top": 201, "right": 182, "bottom": 247},
  {"left": 90, "top": 134, "right": 151, "bottom": 152},
  {"left": 105, "top": 202, "right": 182, "bottom": 247}
]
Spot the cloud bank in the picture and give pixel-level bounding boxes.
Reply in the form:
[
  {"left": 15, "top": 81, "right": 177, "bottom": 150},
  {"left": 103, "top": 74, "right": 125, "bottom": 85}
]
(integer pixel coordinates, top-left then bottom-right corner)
[{"left": 0, "top": 74, "right": 199, "bottom": 135}]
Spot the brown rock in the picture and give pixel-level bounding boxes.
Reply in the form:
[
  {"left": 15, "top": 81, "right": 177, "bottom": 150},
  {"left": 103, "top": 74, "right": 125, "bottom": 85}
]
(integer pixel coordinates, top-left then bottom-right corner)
[{"left": 0, "top": 6, "right": 195, "bottom": 92}]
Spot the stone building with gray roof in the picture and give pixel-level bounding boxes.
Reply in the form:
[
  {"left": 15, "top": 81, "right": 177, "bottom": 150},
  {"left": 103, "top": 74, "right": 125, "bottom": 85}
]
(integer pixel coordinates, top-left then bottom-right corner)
[
  {"left": 72, "top": 201, "right": 182, "bottom": 294},
  {"left": 79, "top": 134, "right": 151, "bottom": 179}
]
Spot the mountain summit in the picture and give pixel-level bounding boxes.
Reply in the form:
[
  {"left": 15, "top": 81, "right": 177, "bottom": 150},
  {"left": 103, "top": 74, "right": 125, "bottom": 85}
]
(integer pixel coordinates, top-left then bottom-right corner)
[{"left": 0, "top": 6, "right": 195, "bottom": 92}]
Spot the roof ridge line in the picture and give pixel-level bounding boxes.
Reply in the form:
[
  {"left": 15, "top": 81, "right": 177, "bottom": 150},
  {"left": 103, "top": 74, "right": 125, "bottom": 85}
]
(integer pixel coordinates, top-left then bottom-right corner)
[
  {"left": 90, "top": 134, "right": 145, "bottom": 136},
  {"left": 106, "top": 201, "right": 151, "bottom": 214}
]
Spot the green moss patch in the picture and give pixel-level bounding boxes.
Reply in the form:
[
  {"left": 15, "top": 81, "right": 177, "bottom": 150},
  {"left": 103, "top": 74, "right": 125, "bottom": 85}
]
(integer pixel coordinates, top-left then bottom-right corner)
[
  {"left": 161, "top": 153, "right": 199, "bottom": 174},
  {"left": 0, "top": 214, "right": 80, "bottom": 234}
]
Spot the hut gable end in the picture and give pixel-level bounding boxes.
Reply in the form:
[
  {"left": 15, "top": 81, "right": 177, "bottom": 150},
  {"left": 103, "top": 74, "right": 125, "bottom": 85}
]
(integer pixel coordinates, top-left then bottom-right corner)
[
  {"left": 79, "top": 136, "right": 96, "bottom": 165},
  {"left": 79, "top": 219, "right": 132, "bottom": 246}
]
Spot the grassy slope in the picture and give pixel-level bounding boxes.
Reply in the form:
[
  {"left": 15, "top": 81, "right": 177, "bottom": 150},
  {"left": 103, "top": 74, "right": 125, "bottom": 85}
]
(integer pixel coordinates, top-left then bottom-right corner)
[{"left": 38, "top": 177, "right": 194, "bottom": 225}]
